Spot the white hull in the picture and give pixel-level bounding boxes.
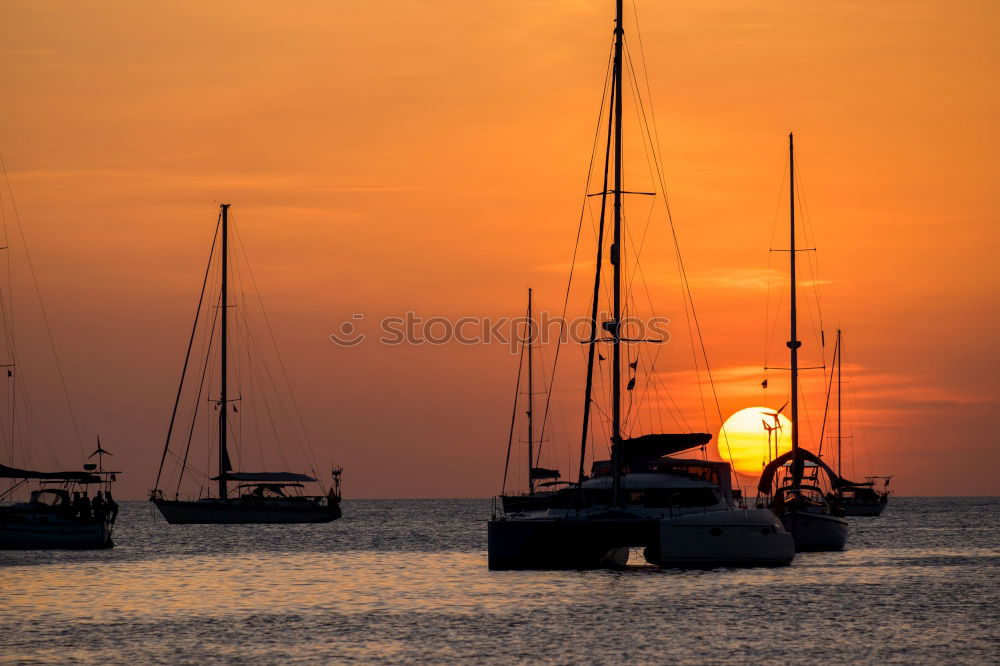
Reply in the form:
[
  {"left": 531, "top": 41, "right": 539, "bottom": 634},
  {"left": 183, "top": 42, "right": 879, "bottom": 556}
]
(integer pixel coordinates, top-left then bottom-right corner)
[
  {"left": 780, "top": 509, "right": 848, "bottom": 551},
  {"left": 153, "top": 498, "right": 341, "bottom": 524},
  {"left": 647, "top": 508, "right": 795, "bottom": 567}
]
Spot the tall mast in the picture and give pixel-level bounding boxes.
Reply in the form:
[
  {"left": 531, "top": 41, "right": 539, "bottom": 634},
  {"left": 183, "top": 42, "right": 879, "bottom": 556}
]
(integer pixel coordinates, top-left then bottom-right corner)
[
  {"left": 787, "top": 133, "right": 802, "bottom": 486},
  {"left": 218, "top": 203, "right": 230, "bottom": 500},
  {"left": 577, "top": 44, "right": 616, "bottom": 486},
  {"left": 610, "top": 0, "right": 625, "bottom": 506},
  {"left": 836, "top": 328, "right": 842, "bottom": 477},
  {"left": 526, "top": 287, "right": 535, "bottom": 496}
]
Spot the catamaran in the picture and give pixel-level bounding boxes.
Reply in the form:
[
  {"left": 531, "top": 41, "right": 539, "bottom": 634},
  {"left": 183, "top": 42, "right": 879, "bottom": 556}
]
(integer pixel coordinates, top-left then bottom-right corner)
[
  {"left": 150, "top": 204, "right": 341, "bottom": 524},
  {"left": 487, "top": 0, "right": 795, "bottom": 569}
]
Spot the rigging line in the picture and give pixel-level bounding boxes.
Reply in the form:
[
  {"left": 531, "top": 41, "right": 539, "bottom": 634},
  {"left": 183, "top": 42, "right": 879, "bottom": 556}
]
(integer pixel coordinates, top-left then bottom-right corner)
[
  {"left": 763, "top": 154, "right": 789, "bottom": 373},
  {"left": 622, "top": 45, "right": 658, "bottom": 276},
  {"left": 533, "top": 322, "right": 564, "bottom": 469},
  {"left": 233, "top": 225, "right": 321, "bottom": 474},
  {"left": 786, "top": 155, "right": 825, "bottom": 357},
  {"left": 627, "top": 11, "right": 673, "bottom": 220},
  {"left": 154, "top": 212, "right": 220, "bottom": 493},
  {"left": 237, "top": 284, "right": 303, "bottom": 469},
  {"left": 0, "top": 168, "right": 17, "bottom": 470},
  {"left": 175, "top": 291, "right": 219, "bottom": 500},
  {"left": 537, "top": 40, "right": 614, "bottom": 477},
  {"left": 621, "top": 39, "right": 712, "bottom": 434},
  {"left": 816, "top": 331, "right": 839, "bottom": 460},
  {"left": 793, "top": 161, "right": 825, "bottom": 327},
  {"left": 651, "top": 143, "right": 736, "bottom": 465},
  {"left": 502, "top": 307, "right": 528, "bottom": 494},
  {"left": 630, "top": 13, "right": 732, "bottom": 446},
  {"left": 247, "top": 326, "right": 295, "bottom": 471},
  {"left": 0, "top": 153, "right": 84, "bottom": 457}
]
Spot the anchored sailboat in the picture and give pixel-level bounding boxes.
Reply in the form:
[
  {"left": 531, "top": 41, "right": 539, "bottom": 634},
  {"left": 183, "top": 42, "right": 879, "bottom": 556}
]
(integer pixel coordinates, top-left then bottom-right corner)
[
  {"left": 826, "top": 329, "right": 892, "bottom": 516},
  {"left": 487, "top": 0, "right": 794, "bottom": 569},
  {"left": 150, "top": 204, "right": 341, "bottom": 524},
  {"left": 0, "top": 164, "right": 119, "bottom": 549},
  {"left": 758, "top": 134, "right": 849, "bottom": 552},
  {"left": 500, "top": 288, "right": 566, "bottom": 513}
]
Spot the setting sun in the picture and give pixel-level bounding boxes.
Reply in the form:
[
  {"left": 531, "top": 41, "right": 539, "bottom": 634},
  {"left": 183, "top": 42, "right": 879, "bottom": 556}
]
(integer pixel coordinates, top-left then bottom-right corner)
[{"left": 717, "top": 407, "right": 792, "bottom": 477}]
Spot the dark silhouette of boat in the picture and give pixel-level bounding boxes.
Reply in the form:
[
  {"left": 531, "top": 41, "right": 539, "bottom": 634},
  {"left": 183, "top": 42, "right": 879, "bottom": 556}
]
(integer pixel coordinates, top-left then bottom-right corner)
[
  {"left": 487, "top": 0, "right": 794, "bottom": 570},
  {"left": 150, "top": 204, "right": 341, "bottom": 524},
  {"left": 756, "top": 135, "right": 847, "bottom": 552}
]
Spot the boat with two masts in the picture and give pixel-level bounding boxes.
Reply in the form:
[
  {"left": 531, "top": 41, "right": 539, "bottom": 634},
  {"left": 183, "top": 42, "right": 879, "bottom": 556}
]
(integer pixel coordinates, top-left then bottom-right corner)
[
  {"left": 488, "top": 0, "right": 795, "bottom": 570},
  {"left": 150, "top": 204, "right": 341, "bottom": 524}
]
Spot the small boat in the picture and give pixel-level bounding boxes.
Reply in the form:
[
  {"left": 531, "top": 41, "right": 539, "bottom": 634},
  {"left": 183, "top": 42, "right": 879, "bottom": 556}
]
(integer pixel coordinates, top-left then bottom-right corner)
[
  {"left": 757, "top": 134, "right": 847, "bottom": 552},
  {"left": 0, "top": 164, "right": 119, "bottom": 548},
  {"left": 836, "top": 477, "right": 891, "bottom": 516},
  {"left": 825, "top": 329, "right": 892, "bottom": 516},
  {"left": 0, "top": 445, "right": 119, "bottom": 549},
  {"left": 150, "top": 204, "right": 342, "bottom": 525},
  {"left": 499, "top": 288, "right": 566, "bottom": 514},
  {"left": 488, "top": 0, "right": 794, "bottom": 570}
]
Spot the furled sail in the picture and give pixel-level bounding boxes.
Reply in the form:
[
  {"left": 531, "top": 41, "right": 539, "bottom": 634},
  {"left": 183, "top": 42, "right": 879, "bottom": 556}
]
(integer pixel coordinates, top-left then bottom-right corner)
[{"left": 530, "top": 467, "right": 560, "bottom": 480}]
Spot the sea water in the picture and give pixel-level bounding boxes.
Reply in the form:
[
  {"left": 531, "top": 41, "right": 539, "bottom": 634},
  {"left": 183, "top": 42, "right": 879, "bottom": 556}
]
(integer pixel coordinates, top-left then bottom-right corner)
[{"left": 1, "top": 498, "right": 997, "bottom": 664}]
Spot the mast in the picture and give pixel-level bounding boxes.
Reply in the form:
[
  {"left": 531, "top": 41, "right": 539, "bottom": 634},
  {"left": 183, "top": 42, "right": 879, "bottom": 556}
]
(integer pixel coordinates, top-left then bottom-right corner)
[
  {"left": 577, "top": 44, "right": 616, "bottom": 487},
  {"left": 836, "top": 328, "right": 842, "bottom": 477},
  {"left": 787, "top": 133, "right": 803, "bottom": 487},
  {"left": 610, "top": 0, "right": 625, "bottom": 506},
  {"left": 526, "top": 287, "right": 535, "bottom": 495},
  {"left": 218, "top": 203, "right": 230, "bottom": 500}
]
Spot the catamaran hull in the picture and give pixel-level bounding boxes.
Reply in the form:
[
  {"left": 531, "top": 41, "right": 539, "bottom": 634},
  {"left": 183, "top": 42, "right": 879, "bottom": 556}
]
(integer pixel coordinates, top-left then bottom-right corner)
[
  {"left": 840, "top": 502, "right": 886, "bottom": 517},
  {"left": 488, "top": 517, "right": 653, "bottom": 569},
  {"left": 0, "top": 517, "right": 113, "bottom": 549},
  {"left": 153, "top": 499, "right": 341, "bottom": 524},
  {"left": 489, "top": 509, "right": 795, "bottom": 569},
  {"left": 646, "top": 509, "right": 795, "bottom": 568},
  {"left": 780, "top": 510, "right": 848, "bottom": 551}
]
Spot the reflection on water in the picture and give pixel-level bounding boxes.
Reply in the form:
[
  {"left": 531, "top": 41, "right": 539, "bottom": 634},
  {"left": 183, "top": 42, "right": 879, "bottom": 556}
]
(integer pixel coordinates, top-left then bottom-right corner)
[{"left": 1, "top": 498, "right": 997, "bottom": 664}]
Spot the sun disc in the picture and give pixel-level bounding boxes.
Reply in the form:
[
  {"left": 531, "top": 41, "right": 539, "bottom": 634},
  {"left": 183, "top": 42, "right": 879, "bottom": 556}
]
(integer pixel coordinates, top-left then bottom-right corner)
[{"left": 716, "top": 406, "right": 792, "bottom": 476}]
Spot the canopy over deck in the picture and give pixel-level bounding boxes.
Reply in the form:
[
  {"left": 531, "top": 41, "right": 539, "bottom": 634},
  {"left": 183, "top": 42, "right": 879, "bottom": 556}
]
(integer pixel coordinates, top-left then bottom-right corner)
[
  {"left": 757, "top": 449, "right": 859, "bottom": 495},
  {"left": 0, "top": 463, "right": 101, "bottom": 483},
  {"left": 620, "top": 433, "right": 712, "bottom": 465},
  {"left": 210, "top": 471, "right": 318, "bottom": 483}
]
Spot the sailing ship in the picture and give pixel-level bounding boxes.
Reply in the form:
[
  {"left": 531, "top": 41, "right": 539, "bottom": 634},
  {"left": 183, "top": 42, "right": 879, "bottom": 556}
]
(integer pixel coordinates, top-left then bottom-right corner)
[
  {"left": 488, "top": 0, "right": 795, "bottom": 569},
  {"left": 150, "top": 204, "right": 342, "bottom": 524},
  {"left": 757, "top": 134, "right": 849, "bottom": 552},
  {"left": 826, "top": 329, "right": 892, "bottom": 516},
  {"left": 500, "top": 288, "right": 566, "bottom": 513}
]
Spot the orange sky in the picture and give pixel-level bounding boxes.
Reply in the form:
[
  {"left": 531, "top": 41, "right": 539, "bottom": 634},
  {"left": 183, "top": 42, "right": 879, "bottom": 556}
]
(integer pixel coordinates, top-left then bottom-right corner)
[{"left": 1, "top": 0, "right": 997, "bottom": 498}]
